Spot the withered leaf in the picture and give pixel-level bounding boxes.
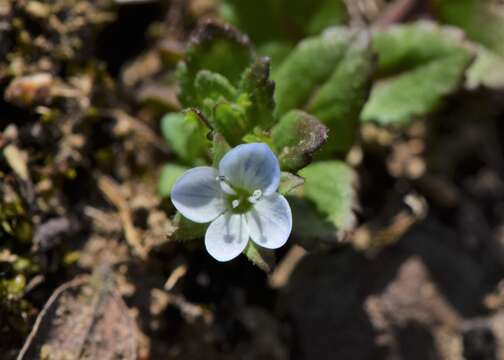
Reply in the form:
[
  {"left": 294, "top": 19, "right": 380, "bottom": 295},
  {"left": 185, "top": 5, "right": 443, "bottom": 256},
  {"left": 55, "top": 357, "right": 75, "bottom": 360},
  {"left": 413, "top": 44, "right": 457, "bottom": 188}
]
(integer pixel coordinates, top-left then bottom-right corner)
[
  {"left": 272, "top": 110, "right": 328, "bottom": 171},
  {"left": 5, "top": 73, "right": 54, "bottom": 107},
  {"left": 17, "top": 268, "right": 137, "bottom": 360}
]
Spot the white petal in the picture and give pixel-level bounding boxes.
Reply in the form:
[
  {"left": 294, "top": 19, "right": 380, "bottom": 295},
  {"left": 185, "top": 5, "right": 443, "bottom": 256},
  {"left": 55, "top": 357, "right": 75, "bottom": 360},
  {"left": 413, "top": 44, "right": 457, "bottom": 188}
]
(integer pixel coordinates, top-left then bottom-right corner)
[
  {"left": 219, "top": 143, "right": 280, "bottom": 195},
  {"left": 205, "top": 213, "right": 249, "bottom": 262},
  {"left": 246, "top": 194, "right": 292, "bottom": 249},
  {"left": 171, "top": 167, "right": 225, "bottom": 223}
]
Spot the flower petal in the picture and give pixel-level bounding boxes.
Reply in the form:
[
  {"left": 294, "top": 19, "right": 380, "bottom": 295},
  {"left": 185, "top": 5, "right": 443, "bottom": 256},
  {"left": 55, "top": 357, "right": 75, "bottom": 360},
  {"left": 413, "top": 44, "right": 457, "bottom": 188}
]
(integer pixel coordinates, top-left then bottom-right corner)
[
  {"left": 219, "top": 143, "right": 280, "bottom": 195},
  {"left": 246, "top": 194, "right": 292, "bottom": 249},
  {"left": 205, "top": 213, "right": 249, "bottom": 262},
  {"left": 171, "top": 166, "right": 225, "bottom": 223}
]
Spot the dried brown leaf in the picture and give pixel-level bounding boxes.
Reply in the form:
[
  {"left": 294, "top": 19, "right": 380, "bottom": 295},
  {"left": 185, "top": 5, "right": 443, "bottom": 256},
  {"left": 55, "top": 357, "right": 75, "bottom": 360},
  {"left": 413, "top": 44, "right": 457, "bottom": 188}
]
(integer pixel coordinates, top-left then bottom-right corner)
[
  {"left": 97, "top": 174, "right": 148, "bottom": 259},
  {"left": 17, "top": 268, "right": 137, "bottom": 360}
]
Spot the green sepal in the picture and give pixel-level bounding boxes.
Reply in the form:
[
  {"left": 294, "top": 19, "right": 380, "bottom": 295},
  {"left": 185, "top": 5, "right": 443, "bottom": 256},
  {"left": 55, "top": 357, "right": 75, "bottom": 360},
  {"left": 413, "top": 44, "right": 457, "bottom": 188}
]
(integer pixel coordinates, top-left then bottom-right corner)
[
  {"left": 243, "top": 241, "right": 276, "bottom": 273},
  {"left": 171, "top": 213, "right": 208, "bottom": 242},
  {"left": 212, "top": 133, "right": 231, "bottom": 167},
  {"left": 278, "top": 172, "right": 304, "bottom": 196}
]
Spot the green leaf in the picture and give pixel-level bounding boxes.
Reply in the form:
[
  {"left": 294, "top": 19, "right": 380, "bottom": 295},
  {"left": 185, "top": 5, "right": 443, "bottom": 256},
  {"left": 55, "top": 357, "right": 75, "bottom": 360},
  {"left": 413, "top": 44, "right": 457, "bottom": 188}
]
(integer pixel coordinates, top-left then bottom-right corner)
[
  {"left": 298, "top": 161, "right": 357, "bottom": 236},
  {"left": 178, "top": 20, "right": 254, "bottom": 107},
  {"left": 158, "top": 164, "right": 188, "bottom": 197},
  {"left": 273, "top": 28, "right": 359, "bottom": 116},
  {"left": 433, "top": 0, "right": 504, "bottom": 90},
  {"left": 257, "top": 41, "right": 293, "bottom": 70},
  {"left": 270, "top": 0, "right": 348, "bottom": 40},
  {"left": 433, "top": 0, "right": 504, "bottom": 57},
  {"left": 161, "top": 111, "right": 210, "bottom": 165},
  {"left": 211, "top": 133, "right": 231, "bottom": 167},
  {"left": 273, "top": 28, "right": 374, "bottom": 154},
  {"left": 242, "top": 131, "right": 274, "bottom": 146},
  {"left": 305, "top": 0, "right": 347, "bottom": 35},
  {"left": 466, "top": 46, "right": 504, "bottom": 90},
  {"left": 243, "top": 241, "right": 275, "bottom": 273},
  {"left": 219, "top": 0, "right": 284, "bottom": 44},
  {"left": 288, "top": 196, "right": 339, "bottom": 250},
  {"left": 239, "top": 57, "right": 276, "bottom": 130},
  {"left": 171, "top": 213, "right": 208, "bottom": 242},
  {"left": 194, "top": 70, "right": 238, "bottom": 104},
  {"left": 219, "top": 0, "right": 346, "bottom": 44},
  {"left": 212, "top": 101, "right": 250, "bottom": 146},
  {"left": 272, "top": 110, "right": 328, "bottom": 171},
  {"left": 278, "top": 172, "right": 304, "bottom": 196},
  {"left": 361, "top": 22, "right": 473, "bottom": 126}
]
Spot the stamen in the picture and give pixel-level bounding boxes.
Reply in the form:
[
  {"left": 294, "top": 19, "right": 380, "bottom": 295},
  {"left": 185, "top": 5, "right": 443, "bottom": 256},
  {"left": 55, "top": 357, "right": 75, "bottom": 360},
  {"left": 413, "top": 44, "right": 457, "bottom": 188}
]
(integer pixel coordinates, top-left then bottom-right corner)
[
  {"left": 248, "top": 189, "right": 263, "bottom": 204},
  {"left": 232, "top": 199, "right": 240, "bottom": 209},
  {"left": 217, "top": 175, "right": 237, "bottom": 195}
]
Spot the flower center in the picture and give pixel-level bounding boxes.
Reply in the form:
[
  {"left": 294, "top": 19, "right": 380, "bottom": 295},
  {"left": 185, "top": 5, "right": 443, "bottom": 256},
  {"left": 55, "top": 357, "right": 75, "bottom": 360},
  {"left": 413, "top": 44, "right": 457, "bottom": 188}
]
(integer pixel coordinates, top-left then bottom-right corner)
[{"left": 217, "top": 176, "right": 262, "bottom": 214}]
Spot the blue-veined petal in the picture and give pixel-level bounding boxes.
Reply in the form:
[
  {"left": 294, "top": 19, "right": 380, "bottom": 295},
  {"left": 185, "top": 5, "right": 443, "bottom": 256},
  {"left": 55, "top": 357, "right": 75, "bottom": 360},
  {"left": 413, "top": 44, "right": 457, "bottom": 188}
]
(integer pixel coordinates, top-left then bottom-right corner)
[
  {"left": 218, "top": 143, "right": 280, "bottom": 195},
  {"left": 171, "top": 167, "right": 225, "bottom": 223},
  {"left": 245, "top": 193, "right": 292, "bottom": 249},
  {"left": 205, "top": 212, "right": 249, "bottom": 261}
]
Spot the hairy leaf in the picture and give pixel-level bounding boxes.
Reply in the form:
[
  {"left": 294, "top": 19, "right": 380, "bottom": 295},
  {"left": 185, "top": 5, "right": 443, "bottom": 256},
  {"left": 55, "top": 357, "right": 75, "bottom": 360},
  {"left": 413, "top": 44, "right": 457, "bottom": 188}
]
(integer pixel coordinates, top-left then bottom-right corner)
[
  {"left": 288, "top": 196, "right": 339, "bottom": 250},
  {"left": 194, "top": 70, "right": 238, "bottom": 104},
  {"left": 433, "top": 0, "right": 504, "bottom": 57},
  {"left": 466, "top": 46, "right": 504, "bottom": 89},
  {"left": 178, "top": 20, "right": 254, "bottom": 107},
  {"left": 272, "top": 110, "right": 328, "bottom": 171},
  {"left": 219, "top": 0, "right": 284, "bottom": 44},
  {"left": 161, "top": 111, "right": 210, "bottom": 165},
  {"left": 298, "top": 161, "right": 357, "bottom": 237},
  {"left": 257, "top": 41, "right": 293, "bottom": 69},
  {"left": 305, "top": 0, "right": 347, "bottom": 35},
  {"left": 434, "top": 0, "right": 504, "bottom": 89},
  {"left": 212, "top": 101, "right": 250, "bottom": 146},
  {"left": 273, "top": 28, "right": 374, "bottom": 154},
  {"left": 239, "top": 57, "right": 276, "bottom": 130},
  {"left": 219, "top": 0, "right": 347, "bottom": 43},
  {"left": 361, "top": 22, "right": 472, "bottom": 126}
]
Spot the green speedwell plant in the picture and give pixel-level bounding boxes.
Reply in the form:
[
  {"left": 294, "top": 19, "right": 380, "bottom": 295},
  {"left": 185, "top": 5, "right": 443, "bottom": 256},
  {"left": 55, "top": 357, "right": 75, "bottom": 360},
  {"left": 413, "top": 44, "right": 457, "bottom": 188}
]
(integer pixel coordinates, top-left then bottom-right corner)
[
  {"left": 159, "top": 1, "right": 504, "bottom": 268},
  {"left": 159, "top": 20, "right": 334, "bottom": 268}
]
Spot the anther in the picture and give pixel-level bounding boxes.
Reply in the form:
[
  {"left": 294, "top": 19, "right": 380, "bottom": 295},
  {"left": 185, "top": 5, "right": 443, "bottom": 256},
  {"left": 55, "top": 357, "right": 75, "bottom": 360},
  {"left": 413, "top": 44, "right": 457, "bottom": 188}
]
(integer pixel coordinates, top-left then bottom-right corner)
[{"left": 248, "top": 189, "right": 263, "bottom": 204}]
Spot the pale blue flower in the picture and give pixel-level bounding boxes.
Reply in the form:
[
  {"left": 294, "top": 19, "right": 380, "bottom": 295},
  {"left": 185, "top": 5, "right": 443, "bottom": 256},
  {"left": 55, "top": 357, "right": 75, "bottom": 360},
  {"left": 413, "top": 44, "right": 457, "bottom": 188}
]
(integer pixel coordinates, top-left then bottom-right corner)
[{"left": 171, "top": 143, "right": 292, "bottom": 262}]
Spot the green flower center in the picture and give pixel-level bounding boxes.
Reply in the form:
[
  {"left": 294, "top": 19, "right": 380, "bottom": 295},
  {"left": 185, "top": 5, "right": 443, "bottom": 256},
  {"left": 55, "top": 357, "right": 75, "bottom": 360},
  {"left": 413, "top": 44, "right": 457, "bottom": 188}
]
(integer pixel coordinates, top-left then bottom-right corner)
[{"left": 217, "top": 176, "right": 262, "bottom": 214}]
